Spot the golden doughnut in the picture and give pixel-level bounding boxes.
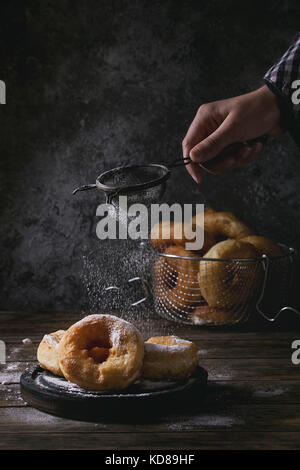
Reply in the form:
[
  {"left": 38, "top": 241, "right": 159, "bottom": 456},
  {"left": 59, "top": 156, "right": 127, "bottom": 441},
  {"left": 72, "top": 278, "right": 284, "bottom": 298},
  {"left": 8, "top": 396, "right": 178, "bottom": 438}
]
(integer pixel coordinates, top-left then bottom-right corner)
[
  {"left": 241, "top": 235, "right": 282, "bottom": 257},
  {"left": 190, "top": 305, "right": 246, "bottom": 326},
  {"left": 150, "top": 220, "right": 178, "bottom": 252},
  {"left": 192, "top": 211, "right": 256, "bottom": 241},
  {"left": 199, "top": 239, "right": 262, "bottom": 309},
  {"left": 37, "top": 330, "right": 66, "bottom": 376},
  {"left": 142, "top": 336, "right": 198, "bottom": 379},
  {"left": 154, "top": 245, "right": 202, "bottom": 314},
  {"left": 179, "top": 224, "right": 216, "bottom": 254},
  {"left": 58, "top": 314, "right": 144, "bottom": 391},
  {"left": 150, "top": 220, "right": 216, "bottom": 254},
  {"left": 204, "top": 205, "right": 216, "bottom": 214}
]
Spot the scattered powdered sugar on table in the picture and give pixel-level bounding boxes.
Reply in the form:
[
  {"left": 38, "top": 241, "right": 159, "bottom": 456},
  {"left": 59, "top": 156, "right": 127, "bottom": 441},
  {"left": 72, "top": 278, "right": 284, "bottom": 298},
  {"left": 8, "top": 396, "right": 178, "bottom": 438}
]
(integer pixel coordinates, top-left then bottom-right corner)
[
  {"left": 204, "top": 363, "right": 235, "bottom": 380},
  {"left": 253, "top": 387, "right": 287, "bottom": 397},
  {"left": 0, "top": 362, "right": 25, "bottom": 383},
  {"left": 0, "top": 386, "right": 23, "bottom": 402},
  {"left": 22, "top": 338, "right": 32, "bottom": 345},
  {"left": 5, "top": 363, "right": 19, "bottom": 371},
  {"left": 197, "top": 349, "right": 208, "bottom": 356},
  {"left": 166, "top": 414, "right": 243, "bottom": 430}
]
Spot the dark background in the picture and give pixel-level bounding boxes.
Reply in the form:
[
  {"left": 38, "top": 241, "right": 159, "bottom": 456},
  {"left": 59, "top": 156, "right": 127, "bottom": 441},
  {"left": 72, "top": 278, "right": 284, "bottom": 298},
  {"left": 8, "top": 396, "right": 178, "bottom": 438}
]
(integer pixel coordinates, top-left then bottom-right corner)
[{"left": 1, "top": 0, "right": 300, "bottom": 311}]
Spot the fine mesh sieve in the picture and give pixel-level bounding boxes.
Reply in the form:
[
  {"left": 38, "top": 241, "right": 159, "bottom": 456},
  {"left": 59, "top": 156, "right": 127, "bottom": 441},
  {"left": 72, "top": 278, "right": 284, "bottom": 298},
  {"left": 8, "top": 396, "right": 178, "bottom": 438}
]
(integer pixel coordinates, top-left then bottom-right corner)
[
  {"left": 73, "top": 163, "right": 175, "bottom": 206},
  {"left": 73, "top": 136, "right": 267, "bottom": 206}
]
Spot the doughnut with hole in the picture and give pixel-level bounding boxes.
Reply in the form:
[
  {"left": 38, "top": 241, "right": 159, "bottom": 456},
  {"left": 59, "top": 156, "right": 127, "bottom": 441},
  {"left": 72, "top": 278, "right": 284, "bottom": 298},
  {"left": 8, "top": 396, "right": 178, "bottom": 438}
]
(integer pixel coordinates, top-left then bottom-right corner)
[
  {"left": 240, "top": 235, "right": 282, "bottom": 257},
  {"left": 58, "top": 314, "right": 144, "bottom": 391},
  {"left": 153, "top": 245, "right": 202, "bottom": 314},
  {"left": 150, "top": 220, "right": 216, "bottom": 254},
  {"left": 192, "top": 211, "right": 256, "bottom": 241},
  {"left": 199, "top": 239, "right": 262, "bottom": 309}
]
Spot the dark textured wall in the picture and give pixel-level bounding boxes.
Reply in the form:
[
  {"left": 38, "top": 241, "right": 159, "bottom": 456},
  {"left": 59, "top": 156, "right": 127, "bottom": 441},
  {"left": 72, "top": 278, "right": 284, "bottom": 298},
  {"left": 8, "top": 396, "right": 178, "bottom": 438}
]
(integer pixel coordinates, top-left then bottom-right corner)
[{"left": 1, "top": 0, "right": 300, "bottom": 311}]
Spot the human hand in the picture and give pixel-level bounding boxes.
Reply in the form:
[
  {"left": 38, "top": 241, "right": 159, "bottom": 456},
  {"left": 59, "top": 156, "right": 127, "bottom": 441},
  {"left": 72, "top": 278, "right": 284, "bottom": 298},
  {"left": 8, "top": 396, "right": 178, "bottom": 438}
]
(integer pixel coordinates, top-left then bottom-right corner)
[{"left": 182, "top": 85, "right": 283, "bottom": 182}]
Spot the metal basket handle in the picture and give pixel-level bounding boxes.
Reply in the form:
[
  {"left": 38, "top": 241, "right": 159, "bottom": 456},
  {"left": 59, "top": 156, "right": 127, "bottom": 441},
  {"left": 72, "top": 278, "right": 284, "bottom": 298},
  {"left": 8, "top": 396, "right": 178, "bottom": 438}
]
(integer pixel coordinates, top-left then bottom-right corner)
[
  {"left": 104, "top": 276, "right": 151, "bottom": 307},
  {"left": 256, "top": 252, "right": 300, "bottom": 322}
]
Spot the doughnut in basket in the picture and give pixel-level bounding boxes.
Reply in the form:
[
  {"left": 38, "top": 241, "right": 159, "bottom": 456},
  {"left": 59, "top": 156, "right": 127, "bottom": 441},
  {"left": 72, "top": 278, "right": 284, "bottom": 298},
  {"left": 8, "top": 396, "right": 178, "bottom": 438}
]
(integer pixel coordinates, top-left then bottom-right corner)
[
  {"left": 58, "top": 314, "right": 144, "bottom": 391},
  {"left": 153, "top": 245, "right": 202, "bottom": 313},
  {"left": 193, "top": 211, "right": 256, "bottom": 241},
  {"left": 142, "top": 336, "right": 198, "bottom": 379},
  {"left": 240, "top": 235, "right": 282, "bottom": 257},
  {"left": 199, "top": 239, "right": 262, "bottom": 309},
  {"left": 150, "top": 220, "right": 216, "bottom": 254},
  {"left": 190, "top": 305, "right": 245, "bottom": 326},
  {"left": 37, "top": 330, "right": 66, "bottom": 376}
]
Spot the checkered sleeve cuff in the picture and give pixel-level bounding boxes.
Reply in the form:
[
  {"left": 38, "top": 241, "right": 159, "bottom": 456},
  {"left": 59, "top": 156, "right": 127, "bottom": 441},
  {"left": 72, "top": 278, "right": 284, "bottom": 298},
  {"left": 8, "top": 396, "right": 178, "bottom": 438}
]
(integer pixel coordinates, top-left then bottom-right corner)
[{"left": 264, "top": 33, "right": 300, "bottom": 144}]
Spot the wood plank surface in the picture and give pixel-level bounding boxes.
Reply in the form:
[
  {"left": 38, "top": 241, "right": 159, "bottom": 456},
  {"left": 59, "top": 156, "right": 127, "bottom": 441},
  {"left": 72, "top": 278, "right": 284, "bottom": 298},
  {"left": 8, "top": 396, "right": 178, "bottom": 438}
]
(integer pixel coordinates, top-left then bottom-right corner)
[
  {"left": 2, "top": 431, "right": 300, "bottom": 450},
  {"left": 3, "top": 403, "right": 300, "bottom": 432},
  {"left": 1, "top": 310, "right": 300, "bottom": 450},
  {"left": 4, "top": 338, "right": 297, "bottom": 361}
]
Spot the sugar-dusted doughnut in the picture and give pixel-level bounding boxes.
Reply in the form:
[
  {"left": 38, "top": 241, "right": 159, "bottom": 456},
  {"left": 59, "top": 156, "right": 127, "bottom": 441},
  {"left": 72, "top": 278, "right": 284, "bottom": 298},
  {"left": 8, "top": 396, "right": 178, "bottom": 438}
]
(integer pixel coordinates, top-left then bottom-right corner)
[
  {"left": 199, "top": 239, "right": 262, "bottom": 309},
  {"left": 37, "top": 330, "right": 66, "bottom": 376},
  {"left": 142, "top": 336, "right": 198, "bottom": 379},
  {"left": 192, "top": 211, "right": 256, "bottom": 241},
  {"left": 241, "top": 235, "right": 282, "bottom": 257},
  {"left": 153, "top": 245, "right": 202, "bottom": 314},
  {"left": 190, "top": 305, "right": 247, "bottom": 326},
  {"left": 58, "top": 314, "right": 144, "bottom": 391},
  {"left": 150, "top": 220, "right": 215, "bottom": 254}
]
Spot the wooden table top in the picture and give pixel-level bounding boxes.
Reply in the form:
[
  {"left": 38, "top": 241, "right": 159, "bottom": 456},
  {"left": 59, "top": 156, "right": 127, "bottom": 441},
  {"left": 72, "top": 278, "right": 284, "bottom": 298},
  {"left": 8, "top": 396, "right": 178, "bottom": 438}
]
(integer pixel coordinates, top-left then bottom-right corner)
[{"left": 1, "top": 310, "right": 300, "bottom": 450}]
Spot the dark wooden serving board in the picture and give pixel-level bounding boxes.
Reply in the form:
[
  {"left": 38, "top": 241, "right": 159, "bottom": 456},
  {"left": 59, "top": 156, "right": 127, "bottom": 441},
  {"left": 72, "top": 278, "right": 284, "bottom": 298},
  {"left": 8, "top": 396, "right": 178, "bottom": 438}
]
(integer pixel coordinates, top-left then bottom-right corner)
[{"left": 20, "top": 365, "right": 208, "bottom": 422}]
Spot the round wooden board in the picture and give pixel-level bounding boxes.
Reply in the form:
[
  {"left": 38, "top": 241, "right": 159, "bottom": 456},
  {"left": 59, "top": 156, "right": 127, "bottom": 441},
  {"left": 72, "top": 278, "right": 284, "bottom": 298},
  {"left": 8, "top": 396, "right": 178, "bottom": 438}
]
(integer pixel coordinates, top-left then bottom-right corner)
[{"left": 20, "top": 365, "right": 208, "bottom": 422}]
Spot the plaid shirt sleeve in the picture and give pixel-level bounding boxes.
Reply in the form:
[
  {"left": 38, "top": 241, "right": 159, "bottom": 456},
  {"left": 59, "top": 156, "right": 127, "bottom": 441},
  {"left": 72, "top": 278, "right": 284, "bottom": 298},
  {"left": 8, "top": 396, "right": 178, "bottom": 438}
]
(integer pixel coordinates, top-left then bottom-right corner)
[{"left": 264, "top": 33, "right": 300, "bottom": 144}]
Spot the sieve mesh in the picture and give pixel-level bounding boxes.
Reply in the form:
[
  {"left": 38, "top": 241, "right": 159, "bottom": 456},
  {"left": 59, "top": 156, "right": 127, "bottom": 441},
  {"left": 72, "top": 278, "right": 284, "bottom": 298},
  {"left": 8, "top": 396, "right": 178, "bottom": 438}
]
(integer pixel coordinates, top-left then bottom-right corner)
[
  {"left": 95, "top": 164, "right": 171, "bottom": 207},
  {"left": 98, "top": 165, "right": 169, "bottom": 188}
]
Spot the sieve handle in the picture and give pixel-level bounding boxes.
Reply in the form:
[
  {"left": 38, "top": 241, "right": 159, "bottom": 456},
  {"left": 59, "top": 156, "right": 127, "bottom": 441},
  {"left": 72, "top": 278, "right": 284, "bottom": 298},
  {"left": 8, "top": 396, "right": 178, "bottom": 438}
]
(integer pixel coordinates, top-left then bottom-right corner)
[
  {"left": 73, "top": 184, "right": 96, "bottom": 195},
  {"left": 256, "top": 252, "right": 300, "bottom": 322},
  {"left": 199, "top": 135, "right": 268, "bottom": 174},
  {"left": 171, "top": 135, "right": 268, "bottom": 173}
]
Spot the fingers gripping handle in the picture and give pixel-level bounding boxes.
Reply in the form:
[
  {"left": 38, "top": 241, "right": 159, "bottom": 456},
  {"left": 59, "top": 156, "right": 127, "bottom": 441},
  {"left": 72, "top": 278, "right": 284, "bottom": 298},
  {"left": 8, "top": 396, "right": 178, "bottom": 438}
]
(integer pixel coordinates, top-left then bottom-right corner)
[
  {"left": 199, "top": 135, "right": 267, "bottom": 174},
  {"left": 173, "top": 135, "right": 268, "bottom": 173}
]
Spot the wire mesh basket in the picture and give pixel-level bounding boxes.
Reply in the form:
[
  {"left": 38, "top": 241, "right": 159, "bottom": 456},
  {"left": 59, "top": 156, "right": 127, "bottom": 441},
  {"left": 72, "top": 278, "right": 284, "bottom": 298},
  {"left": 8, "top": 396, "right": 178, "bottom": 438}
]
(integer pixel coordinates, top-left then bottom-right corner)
[{"left": 152, "top": 244, "right": 296, "bottom": 325}]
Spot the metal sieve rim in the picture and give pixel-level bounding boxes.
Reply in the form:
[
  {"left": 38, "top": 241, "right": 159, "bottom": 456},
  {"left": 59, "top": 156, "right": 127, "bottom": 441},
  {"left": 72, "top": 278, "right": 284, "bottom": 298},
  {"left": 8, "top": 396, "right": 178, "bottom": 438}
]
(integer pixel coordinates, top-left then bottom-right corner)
[
  {"left": 95, "top": 163, "right": 171, "bottom": 194},
  {"left": 156, "top": 244, "right": 295, "bottom": 262}
]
